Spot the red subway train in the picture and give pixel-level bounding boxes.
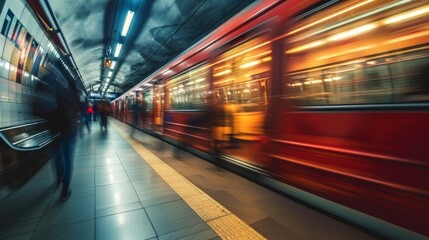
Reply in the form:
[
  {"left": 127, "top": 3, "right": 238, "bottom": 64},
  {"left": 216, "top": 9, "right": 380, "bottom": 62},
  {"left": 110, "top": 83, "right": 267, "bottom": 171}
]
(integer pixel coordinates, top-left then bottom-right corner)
[{"left": 112, "top": 0, "right": 429, "bottom": 238}]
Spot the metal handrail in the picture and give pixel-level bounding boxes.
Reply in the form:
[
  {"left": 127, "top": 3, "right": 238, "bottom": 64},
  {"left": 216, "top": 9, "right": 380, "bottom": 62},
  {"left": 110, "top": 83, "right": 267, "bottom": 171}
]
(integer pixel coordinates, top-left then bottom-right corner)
[{"left": 0, "top": 122, "right": 59, "bottom": 151}]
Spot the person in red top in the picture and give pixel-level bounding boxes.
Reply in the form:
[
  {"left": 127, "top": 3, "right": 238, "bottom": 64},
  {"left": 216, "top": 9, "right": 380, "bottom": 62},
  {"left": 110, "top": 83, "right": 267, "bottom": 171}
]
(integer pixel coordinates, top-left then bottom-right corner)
[{"left": 84, "top": 101, "right": 93, "bottom": 133}]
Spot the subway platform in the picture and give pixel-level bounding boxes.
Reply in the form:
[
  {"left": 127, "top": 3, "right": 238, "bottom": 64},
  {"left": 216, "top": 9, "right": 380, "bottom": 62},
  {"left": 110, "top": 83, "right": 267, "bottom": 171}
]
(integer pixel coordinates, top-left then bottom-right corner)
[{"left": 0, "top": 119, "right": 380, "bottom": 240}]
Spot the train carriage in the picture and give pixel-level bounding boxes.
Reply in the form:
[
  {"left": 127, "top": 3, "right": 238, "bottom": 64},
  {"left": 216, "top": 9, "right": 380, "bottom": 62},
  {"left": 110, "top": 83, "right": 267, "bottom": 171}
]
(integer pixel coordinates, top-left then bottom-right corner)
[{"left": 113, "top": 0, "right": 429, "bottom": 238}]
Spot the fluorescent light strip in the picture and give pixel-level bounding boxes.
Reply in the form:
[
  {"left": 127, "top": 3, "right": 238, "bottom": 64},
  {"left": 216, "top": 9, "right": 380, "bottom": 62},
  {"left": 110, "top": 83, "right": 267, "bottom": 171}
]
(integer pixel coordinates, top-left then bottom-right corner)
[
  {"left": 288, "top": 0, "right": 374, "bottom": 36},
  {"left": 239, "top": 60, "right": 261, "bottom": 69},
  {"left": 305, "top": 0, "right": 411, "bottom": 39},
  {"left": 111, "top": 61, "right": 116, "bottom": 69},
  {"left": 114, "top": 43, "right": 122, "bottom": 57},
  {"left": 213, "top": 69, "right": 232, "bottom": 77},
  {"left": 108, "top": 71, "right": 112, "bottom": 77},
  {"left": 327, "top": 23, "right": 377, "bottom": 41},
  {"left": 121, "top": 11, "right": 135, "bottom": 37},
  {"left": 383, "top": 5, "right": 429, "bottom": 24}
]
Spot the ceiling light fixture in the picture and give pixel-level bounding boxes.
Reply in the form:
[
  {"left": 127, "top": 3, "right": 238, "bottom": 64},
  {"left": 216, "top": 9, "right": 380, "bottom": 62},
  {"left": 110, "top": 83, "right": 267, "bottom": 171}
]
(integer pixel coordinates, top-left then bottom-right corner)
[
  {"left": 121, "top": 11, "right": 135, "bottom": 37},
  {"left": 111, "top": 61, "right": 116, "bottom": 69},
  {"left": 114, "top": 43, "right": 122, "bottom": 57}
]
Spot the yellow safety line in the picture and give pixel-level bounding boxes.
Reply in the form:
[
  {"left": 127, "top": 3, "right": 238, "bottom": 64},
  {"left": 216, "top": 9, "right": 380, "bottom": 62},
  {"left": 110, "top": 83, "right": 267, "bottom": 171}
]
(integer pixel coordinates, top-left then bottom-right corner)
[{"left": 111, "top": 121, "right": 266, "bottom": 240}]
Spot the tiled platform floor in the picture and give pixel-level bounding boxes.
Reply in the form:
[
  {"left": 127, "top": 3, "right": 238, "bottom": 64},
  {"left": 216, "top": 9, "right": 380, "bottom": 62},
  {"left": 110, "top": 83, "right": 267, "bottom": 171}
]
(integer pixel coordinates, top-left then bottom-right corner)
[{"left": 0, "top": 119, "right": 380, "bottom": 240}]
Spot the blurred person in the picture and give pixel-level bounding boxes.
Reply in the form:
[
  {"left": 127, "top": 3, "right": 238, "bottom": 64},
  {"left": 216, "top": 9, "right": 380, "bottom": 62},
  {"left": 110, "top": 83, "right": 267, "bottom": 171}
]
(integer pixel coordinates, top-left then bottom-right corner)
[
  {"left": 46, "top": 87, "right": 80, "bottom": 201},
  {"left": 188, "top": 92, "right": 227, "bottom": 158},
  {"left": 92, "top": 102, "right": 98, "bottom": 121},
  {"left": 80, "top": 100, "right": 92, "bottom": 134},
  {"left": 209, "top": 96, "right": 227, "bottom": 157},
  {"left": 34, "top": 74, "right": 80, "bottom": 201},
  {"left": 224, "top": 101, "right": 238, "bottom": 149},
  {"left": 85, "top": 101, "right": 93, "bottom": 133},
  {"left": 99, "top": 98, "right": 111, "bottom": 130}
]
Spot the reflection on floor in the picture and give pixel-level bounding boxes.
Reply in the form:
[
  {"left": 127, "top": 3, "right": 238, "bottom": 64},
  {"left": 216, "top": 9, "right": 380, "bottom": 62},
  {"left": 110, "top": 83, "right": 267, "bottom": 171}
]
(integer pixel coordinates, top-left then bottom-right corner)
[
  {"left": 0, "top": 118, "right": 379, "bottom": 240},
  {"left": 0, "top": 121, "right": 218, "bottom": 240}
]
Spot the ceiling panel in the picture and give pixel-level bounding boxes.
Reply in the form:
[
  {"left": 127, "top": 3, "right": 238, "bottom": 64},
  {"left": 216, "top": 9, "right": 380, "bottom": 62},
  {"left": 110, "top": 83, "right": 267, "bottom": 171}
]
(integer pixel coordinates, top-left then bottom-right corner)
[{"left": 48, "top": 0, "right": 256, "bottom": 96}]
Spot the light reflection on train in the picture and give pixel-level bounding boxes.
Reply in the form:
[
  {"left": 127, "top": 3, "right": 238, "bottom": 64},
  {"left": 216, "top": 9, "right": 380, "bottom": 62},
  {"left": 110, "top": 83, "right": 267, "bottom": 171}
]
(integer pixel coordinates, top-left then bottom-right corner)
[{"left": 113, "top": 0, "right": 429, "bottom": 237}]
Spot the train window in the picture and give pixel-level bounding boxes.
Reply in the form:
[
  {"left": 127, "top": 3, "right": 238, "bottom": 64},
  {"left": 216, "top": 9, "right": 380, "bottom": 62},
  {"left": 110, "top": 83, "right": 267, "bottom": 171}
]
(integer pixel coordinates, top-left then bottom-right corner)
[
  {"left": 143, "top": 89, "right": 153, "bottom": 111},
  {"left": 165, "top": 64, "right": 210, "bottom": 110},
  {"left": 128, "top": 94, "right": 139, "bottom": 111},
  {"left": 284, "top": 0, "right": 429, "bottom": 106},
  {"left": 212, "top": 36, "right": 270, "bottom": 112}
]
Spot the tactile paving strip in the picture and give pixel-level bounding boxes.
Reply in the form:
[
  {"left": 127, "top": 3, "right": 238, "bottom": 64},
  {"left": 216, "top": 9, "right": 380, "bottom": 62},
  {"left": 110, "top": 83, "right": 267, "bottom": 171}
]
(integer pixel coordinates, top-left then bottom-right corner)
[
  {"left": 208, "top": 214, "right": 266, "bottom": 240},
  {"left": 112, "top": 122, "right": 266, "bottom": 240}
]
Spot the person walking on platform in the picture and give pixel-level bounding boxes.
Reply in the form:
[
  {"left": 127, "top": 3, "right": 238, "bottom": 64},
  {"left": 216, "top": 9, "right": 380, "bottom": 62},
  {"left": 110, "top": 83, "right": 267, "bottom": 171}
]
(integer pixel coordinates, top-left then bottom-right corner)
[
  {"left": 85, "top": 101, "right": 93, "bottom": 133},
  {"left": 99, "top": 98, "right": 111, "bottom": 130},
  {"left": 80, "top": 100, "right": 92, "bottom": 134},
  {"left": 47, "top": 85, "right": 80, "bottom": 201},
  {"left": 92, "top": 102, "right": 98, "bottom": 121}
]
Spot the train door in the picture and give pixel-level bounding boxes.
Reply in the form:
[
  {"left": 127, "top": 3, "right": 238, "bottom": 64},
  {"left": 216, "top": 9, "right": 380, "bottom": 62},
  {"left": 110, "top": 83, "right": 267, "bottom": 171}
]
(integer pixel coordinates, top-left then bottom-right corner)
[
  {"left": 277, "top": 0, "right": 429, "bottom": 236},
  {"left": 143, "top": 88, "right": 154, "bottom": 129},
  {"left": 153, "top": 83, "right": 163, "bottom": 132},
  {"left": 212, "top": 34, "right": 271, "bottom": 168},
  {"left": 163, "top": 64, "right": 212, "bottom": 152},
  {"left": 135, "top": 90, "right": 143, "bottom": 128}
]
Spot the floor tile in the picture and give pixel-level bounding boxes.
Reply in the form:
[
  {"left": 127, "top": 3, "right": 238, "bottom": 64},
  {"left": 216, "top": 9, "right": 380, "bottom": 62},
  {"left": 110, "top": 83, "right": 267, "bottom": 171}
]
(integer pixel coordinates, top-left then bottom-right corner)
[
  {"left": 96, "top": 209, "right": 156, "bottom": 240},
  {"left": 4, "top": 178, "right": 54, "bottom": 203},
  {"left": 37, "top": 187, "right": 95, "bottom": 229},
  {"left": 71, "top": 175, "right": 95, "bottom": 188},
  {"left": 3, "top": 232, "right": 33, "bottom": 240},
  {"left": 95, "top": 171, "right": 130, "bottom": 186},
  {"left": 32, "top": 219, "right": 94, "bottom": 240},
  {"left": 146, "top": 200, "right": 205, "bottom": 236},
  {"left": 271, "top": 204, "right": 339, "bottom": 239},
  {"left": 74, "top": 158, "right": 95, "bottom": 169},
  {"left": 32, "top": 163, "right": 55, "bottom": 180},
  {"left": 134, "top": 181, "right": 181, "bottom": 207},
  {"left": 74, "top": 154, "right": 95, "bottom": 161},
  {"left": 119, "top": 156, "right": 145, "bottom": 164},
  {"left": 318, "top": 220, "right": 379, "bottom": 240},
  {"left": 96, "top": 182, "right": 139, "bottom": 210},
  {"left": 96, "top": 148, "right": 117, "bottom": 155},
  {"left": 116, "top": 151, "right": 140, "bottom": 160},
  {"left": 74, "top": 150, "right": 96, "bottom": 156},
  {"left": 96, "top": 202, "right": 143, "bottom": 218},
  {"left": 74, "top": 167, "right": 95, "bottom": 177},
  {"left": 250, "top": 217, "right": 305, "bottom": 240},
  {"left": 122, "top": 161, "right": 151, "bottom": 171},
  {"left": 0, "top": 192, "right": 52, "bottom": 225},
  {"left": 113, "top": 144, "right": 133, "bottom": 150},
  {"left": 0, "top": 218, "right": 39, "bottom": 239},
  {"left": 158, "top": 222, "right": 216, "bottom": 240},
  {"left": 95, "top": 155, "right": 120, "bottom": 166},
  {"left": 95, "top": 164, "right": 124, "bottom": 174},
  {"left": 126, "top": 168, "right": 159, "bottom": 181}
]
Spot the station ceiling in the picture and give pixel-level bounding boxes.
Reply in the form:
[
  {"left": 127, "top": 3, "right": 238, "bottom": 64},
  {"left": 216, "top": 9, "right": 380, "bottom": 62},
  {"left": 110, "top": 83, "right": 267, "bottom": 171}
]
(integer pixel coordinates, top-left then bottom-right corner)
[{"left": 47, "top": 0, "right": 256, "bottom": 96}]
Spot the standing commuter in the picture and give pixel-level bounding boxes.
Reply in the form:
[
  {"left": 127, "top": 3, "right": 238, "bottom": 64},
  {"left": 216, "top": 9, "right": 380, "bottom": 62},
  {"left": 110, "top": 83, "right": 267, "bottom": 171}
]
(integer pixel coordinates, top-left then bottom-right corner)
[
  {"left": 92, "top": 102, "right": 98, "bottom": 121},
  {"left": 99, "top": 98, "right": 111, "bottom": 130}
]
